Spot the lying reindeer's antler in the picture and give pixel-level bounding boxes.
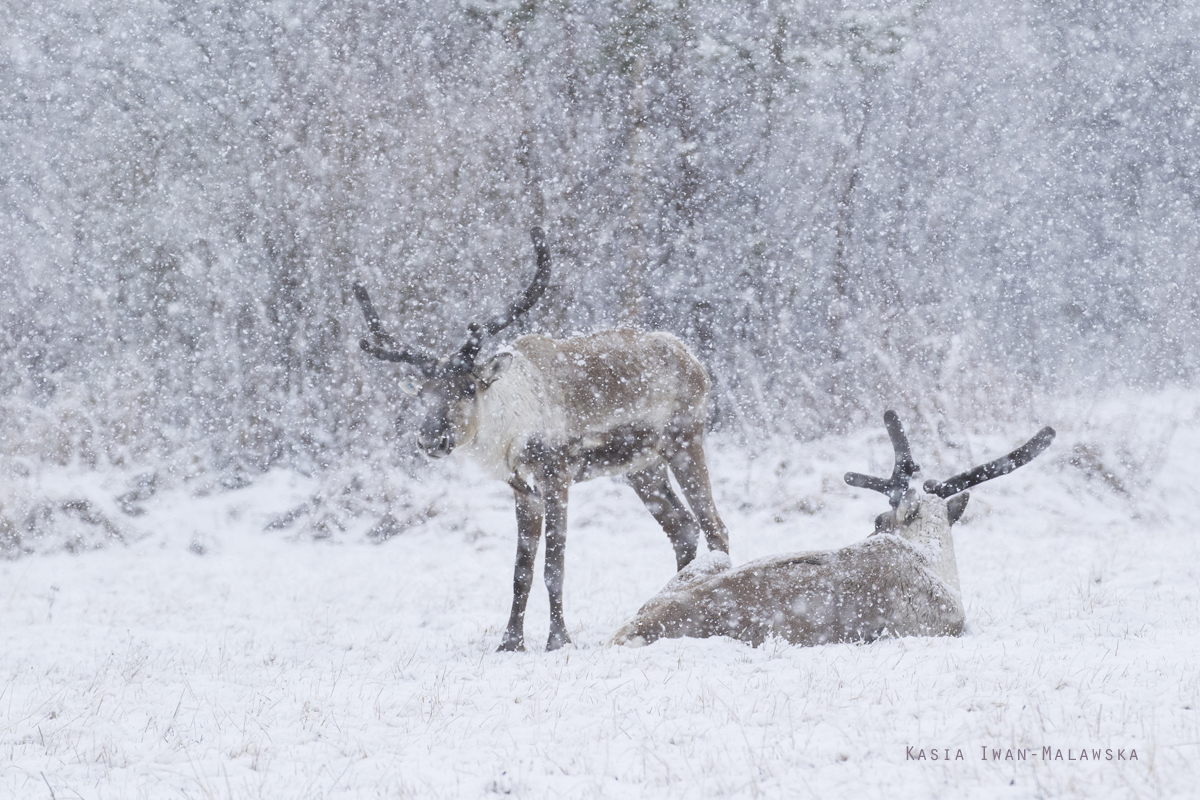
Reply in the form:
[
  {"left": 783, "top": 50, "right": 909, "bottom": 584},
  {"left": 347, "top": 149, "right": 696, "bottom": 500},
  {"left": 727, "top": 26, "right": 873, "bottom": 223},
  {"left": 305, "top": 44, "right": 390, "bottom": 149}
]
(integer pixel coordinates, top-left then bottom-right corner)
[
  {"left": 352, "top": 283, "right": 440, "bottom": 377},
  {"left": 844, "top": 410, "right": 920, "bottom": 508},
  {"left": 452, "top": 227, "right": 551, "bottom": 369},
  {"left": 923, "top": 426, "right": 1056, "bottom": 498}
]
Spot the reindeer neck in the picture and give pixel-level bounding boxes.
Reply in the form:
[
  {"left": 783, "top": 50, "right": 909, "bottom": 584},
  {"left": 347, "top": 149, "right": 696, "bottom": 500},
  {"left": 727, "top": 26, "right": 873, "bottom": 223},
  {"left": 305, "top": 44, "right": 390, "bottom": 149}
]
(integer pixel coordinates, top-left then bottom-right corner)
[
  {"left": 462, "top": 351, "right": 559, "bottom": 480},
  {"left": 901, "top": 505, "right": 962, "bottom": 595}
]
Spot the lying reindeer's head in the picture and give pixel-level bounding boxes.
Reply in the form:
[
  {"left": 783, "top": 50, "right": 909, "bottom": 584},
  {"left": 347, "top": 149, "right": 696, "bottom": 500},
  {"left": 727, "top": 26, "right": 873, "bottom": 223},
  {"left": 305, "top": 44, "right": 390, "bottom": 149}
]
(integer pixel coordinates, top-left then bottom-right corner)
[
  {"left": 846, "top": 410, "right": 1056, "bottom": 541},
  {"left": 353, "top": 228, "right": 550, "bottom": 458}
]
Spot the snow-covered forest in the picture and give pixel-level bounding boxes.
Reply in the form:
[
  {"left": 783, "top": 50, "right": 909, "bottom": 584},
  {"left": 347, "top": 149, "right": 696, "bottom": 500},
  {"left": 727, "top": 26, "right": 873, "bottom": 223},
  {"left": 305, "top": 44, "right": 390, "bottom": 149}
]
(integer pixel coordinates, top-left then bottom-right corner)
[
  {"left": 3, "top": 1, "right": 1200, "bottom": 798},
  {"left": 3, "top": 0, "right": 1198, "bottom": 476}
]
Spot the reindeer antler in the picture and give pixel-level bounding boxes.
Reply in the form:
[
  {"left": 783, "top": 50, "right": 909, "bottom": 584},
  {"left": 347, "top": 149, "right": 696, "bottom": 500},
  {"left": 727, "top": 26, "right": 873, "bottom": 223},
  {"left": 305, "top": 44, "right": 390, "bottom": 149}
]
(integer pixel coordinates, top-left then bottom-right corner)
[
  {"left": 352, "top": 283, "right": 440, "bottom": 377},
  {"left": 355, "top": 227, "right": 550, "bottom": 376},
  {"left": 844, "top": 410, "right": 921, "bottom": 508},
  {"left": 923, "top": 426, "right": 1056, "bottom": 498},
  {"left": 453, "top": 227, "right": 551, "bottom": 368}
]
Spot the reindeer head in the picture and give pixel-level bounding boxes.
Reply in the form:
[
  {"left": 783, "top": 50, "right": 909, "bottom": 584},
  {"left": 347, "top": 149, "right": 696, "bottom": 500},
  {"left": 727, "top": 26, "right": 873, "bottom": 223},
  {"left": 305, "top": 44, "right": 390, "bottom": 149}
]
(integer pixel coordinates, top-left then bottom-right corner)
[
  {"left": 846, "top": 411, "right": 1056, "bottom": 541},
  {"left": 354, "top": 228, "right": 550, "bottom": 458}
]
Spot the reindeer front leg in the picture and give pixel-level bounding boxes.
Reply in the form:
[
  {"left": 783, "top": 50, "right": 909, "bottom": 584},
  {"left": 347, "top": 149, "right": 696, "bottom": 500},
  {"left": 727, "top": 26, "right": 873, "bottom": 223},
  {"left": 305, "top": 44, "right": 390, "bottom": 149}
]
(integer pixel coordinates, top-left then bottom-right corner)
[
  {"left": 543, "top": 470, "right": 572, "bottom": 651},
  {"left": 499, "top": 485, "right": 544, "bottom": 652}
]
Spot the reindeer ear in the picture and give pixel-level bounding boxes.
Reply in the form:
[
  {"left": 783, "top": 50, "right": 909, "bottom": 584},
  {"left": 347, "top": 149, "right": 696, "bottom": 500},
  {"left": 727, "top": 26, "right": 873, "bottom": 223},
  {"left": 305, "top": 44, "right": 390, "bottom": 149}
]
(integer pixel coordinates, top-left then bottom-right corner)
[
  {"left": 475, "top": 352, "right": 513, "bottom": 388},
  {"left": 947, "top": 493, "right": 970, "bottom": 526}
]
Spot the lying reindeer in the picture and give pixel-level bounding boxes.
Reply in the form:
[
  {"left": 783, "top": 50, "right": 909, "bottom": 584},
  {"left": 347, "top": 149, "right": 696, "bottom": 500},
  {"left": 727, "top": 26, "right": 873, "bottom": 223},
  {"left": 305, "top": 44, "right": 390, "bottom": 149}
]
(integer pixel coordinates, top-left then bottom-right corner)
[{"left": 610, "top": 411, "right": 1055, "bottom": 647}]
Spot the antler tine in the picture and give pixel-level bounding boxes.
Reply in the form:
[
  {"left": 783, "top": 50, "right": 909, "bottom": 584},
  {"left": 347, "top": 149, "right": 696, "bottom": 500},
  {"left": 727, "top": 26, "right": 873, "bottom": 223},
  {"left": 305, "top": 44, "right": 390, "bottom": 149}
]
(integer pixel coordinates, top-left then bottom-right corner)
[
  {"left": 923, "top": 426, "right": 1056, "bottom": 498},
  {"left": 352, "top": 282, "right": 439, "bottom": 377},
  {"left": 484, "top": 226, "right": 550, "bottom": 338},
  {"left": 456, "top": 227, "right": 551, "bottom": 367},
  {"left": 353, "top": 282, "right": 398, "bottom": 349},
  {"left": 844, "top": 410, "right": 921, "bottom": 508},
  {"left": 843, "top": 472, "right": 893, "bottom": 494},
  {"left": 884, "top": 410, "right": 919, "bottom": 484}
]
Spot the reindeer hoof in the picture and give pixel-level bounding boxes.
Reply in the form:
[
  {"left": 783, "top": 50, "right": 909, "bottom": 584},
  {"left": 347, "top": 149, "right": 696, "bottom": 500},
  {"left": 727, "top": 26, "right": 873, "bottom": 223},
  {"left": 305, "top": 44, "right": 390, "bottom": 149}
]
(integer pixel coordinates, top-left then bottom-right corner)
[
  {"left": 497, "top": 638, "right": 525, "bottom": 653},
  {"left": 546, "top": 632, "right": 572, "bottom": 651}
]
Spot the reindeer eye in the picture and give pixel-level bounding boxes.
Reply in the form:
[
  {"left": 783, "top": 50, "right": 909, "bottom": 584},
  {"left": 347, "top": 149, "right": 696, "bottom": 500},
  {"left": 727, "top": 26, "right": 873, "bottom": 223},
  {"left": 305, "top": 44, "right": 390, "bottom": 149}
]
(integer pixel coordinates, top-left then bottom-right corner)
[{"left": 904, "top": 507, "right": 919, "bottom": 524}]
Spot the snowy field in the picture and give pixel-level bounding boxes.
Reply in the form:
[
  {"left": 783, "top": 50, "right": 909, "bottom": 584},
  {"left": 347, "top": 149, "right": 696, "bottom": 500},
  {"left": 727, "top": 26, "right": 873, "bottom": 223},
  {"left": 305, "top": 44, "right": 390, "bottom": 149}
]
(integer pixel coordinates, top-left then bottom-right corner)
[{"left": 3, "top": 391, "right": 1199, "bottom": 799}]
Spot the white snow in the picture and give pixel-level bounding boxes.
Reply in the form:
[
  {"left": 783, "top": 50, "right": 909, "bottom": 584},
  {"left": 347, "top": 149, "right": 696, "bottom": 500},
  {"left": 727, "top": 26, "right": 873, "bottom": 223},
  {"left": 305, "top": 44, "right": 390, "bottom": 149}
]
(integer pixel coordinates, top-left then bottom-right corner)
[{"left": 3, "top": 390, "right": 1199, "bottom": 798}]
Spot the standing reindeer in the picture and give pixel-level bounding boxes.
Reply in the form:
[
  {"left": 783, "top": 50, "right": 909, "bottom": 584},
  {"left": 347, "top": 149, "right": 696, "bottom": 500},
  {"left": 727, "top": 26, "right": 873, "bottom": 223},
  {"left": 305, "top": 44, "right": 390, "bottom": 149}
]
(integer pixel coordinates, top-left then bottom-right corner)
[
  {"left": 354, "top": 228, "right": 729, "bottom": 651},
  {"left": 610, "top": 411, "right": 1055, "bottom": 647}
]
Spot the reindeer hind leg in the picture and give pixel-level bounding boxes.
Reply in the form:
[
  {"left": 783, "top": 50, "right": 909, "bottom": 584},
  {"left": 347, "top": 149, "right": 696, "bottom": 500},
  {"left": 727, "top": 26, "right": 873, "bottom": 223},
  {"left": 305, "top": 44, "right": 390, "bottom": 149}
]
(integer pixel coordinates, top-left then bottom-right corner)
[
  {"left": 628, "top": 464, "right": 700, "bottom": 571},
  {"left": 667, "top": 425, "right": 730, "bottom": 555}
]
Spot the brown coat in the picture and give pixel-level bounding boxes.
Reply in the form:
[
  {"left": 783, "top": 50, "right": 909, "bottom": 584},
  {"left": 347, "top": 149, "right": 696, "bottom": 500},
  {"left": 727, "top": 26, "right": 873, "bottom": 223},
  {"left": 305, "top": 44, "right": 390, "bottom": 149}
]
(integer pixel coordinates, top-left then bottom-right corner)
[{"left": 611, "top": 492, "right": 966, "bottom": 647}]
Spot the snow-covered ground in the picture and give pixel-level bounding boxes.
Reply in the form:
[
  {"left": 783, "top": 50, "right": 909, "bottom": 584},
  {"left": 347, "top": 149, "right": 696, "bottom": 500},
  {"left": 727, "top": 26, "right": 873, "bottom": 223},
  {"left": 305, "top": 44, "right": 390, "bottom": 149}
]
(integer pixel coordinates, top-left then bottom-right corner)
[{"left": 3, "top": 391, "right": 1199, "bottom": 799}]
